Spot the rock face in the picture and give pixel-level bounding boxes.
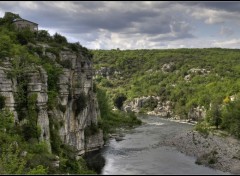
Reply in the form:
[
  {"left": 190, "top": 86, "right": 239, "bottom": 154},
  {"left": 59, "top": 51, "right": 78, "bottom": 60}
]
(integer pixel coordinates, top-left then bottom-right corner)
[
  {"left": 95, "top": 66, "right": 120, "bottom": 80},
  {"left": 123, "top": 96, "right": 174, "bottom": 117},
  {"left": 0, "top": 49, "right": 103, "bottom": 156},
  {"left": 184, "top": 68, "right": 210, "bottom": 82},
  {"left": 123, "top": 96, "right": 206, "bottom": 121},
  {"left": 0, "top": 65, "right": 18, "bottom": 121},
  {"left": 27, "top": 66, "right": 51, "bottom": 150},
  {"left": 188, "top": 106, "right": 206, "bottom": 121},
  {"left": 53, "top": 51, "right": 103, "bottom": 156},
  {"left": 161, "top": 62, "right": 175, "bottom": 72}
]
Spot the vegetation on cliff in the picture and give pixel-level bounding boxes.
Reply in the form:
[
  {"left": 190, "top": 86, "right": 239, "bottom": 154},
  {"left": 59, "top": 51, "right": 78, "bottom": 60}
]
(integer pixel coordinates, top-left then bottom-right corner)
[{"left": 0, "top": 12, "right": 95, "bottom": 174}]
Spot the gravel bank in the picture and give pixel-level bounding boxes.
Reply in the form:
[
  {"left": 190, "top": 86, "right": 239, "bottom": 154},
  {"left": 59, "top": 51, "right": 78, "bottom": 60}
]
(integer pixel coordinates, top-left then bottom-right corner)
[{"left": 163, "top": 130, "right": 240, "bottom": 174}]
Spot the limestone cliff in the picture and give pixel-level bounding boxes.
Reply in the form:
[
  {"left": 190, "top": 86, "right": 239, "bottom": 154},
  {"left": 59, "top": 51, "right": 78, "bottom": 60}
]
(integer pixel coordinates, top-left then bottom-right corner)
[{"left": 0, "top": 47, "right": 103, "bottom": 156}]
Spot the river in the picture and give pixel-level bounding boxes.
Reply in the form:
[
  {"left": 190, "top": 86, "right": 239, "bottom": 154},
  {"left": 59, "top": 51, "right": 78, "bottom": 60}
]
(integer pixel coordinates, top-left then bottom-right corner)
[{"left": 99, "top": 115, "right": 230, "bottom": 175}]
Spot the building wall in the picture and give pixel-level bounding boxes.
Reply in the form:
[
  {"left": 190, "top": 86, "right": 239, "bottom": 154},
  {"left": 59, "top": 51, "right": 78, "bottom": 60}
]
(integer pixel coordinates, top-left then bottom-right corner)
[{"left": 13, "top": 20, "right": 38, "bottom": 31}]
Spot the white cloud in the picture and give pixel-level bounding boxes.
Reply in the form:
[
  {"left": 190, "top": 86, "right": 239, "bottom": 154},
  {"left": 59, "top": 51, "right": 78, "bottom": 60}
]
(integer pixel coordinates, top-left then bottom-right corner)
[
  {"left": 212, "top": 39, "right": 240, "bottom": 48},
  {"left": 189, "top": 5, "right": 240, "bottom": 25}
]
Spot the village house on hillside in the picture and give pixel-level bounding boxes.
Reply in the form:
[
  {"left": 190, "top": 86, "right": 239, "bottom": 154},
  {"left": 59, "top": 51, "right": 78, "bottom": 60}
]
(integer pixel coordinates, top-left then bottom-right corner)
[{"left": 12, "top": 17, "right": 38, "bottom": 31}]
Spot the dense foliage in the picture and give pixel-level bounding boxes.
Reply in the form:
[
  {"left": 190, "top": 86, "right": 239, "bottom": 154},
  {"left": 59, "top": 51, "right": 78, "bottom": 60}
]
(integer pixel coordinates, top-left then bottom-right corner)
[
  {"left": 96, "top": 85, "right": 141, "bottom": 140},
  {"left": 92, "top": 48, "right": 240, "bottom": 138}
]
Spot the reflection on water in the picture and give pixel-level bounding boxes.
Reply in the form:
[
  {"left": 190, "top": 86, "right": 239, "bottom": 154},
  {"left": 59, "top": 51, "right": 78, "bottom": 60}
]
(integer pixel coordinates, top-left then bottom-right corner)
[{"left": 98, "top": 115, "right": 230, "bottom": 175}]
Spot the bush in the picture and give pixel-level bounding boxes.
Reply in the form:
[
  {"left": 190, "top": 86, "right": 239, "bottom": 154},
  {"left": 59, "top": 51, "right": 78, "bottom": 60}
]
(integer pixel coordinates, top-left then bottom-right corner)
[
  {"left": 53, "top": 33, "right": 67, "bottom": 44},
  {"left": 47, "top": 91, "right": 58, "bottom": 110},
  {"left": 0, "top": 34, "right": 12, "bottom": 58},
  {"left": 142, "top": 96, "right": 158, "bottom": 111},
  {"left": 22, "top": 123, "right": 41, "bottom": 141},
  {"left": 195, "top": 121, "right": 210, "bottom": 137},
  {"left": 16, "top": 29, "right": 35, "bottom": 45},
  {"left": 37, "top": 30, "right": 52, "bottom": 42},
  {"left": 27, "top": 165, "right": 48, "bottom": 174},
  {"left": 221, "top": 99, "right": 240, "bottom": 138},
  {"left": 28, "top": 141, "right": 50, "bottom": 154},
  {"left": 68, "top": 42, "right": 80, "bottom": 52},
  {"left": 49, "top": 116, "right": 62, "bottom": 154},
  {"left": 113, "top": 93, "right": 127, "bottom": 110}
]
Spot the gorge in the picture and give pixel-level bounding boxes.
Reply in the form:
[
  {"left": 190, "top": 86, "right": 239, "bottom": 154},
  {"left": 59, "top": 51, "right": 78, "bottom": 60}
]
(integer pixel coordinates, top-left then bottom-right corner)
[{"left": 1, "top": 11, "right": 240, "bottom": 175}]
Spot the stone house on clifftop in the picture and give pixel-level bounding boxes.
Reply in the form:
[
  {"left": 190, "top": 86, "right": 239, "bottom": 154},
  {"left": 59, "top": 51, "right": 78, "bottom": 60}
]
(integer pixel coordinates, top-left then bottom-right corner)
[{"left": 13, "top": 18, "right": 38, "bottom": 31}]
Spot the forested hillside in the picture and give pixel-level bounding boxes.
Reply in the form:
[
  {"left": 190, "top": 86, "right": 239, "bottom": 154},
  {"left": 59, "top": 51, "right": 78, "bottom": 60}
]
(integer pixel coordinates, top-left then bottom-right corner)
[{"left": 92, "top": 49, "right": 240, "bottom": 138}]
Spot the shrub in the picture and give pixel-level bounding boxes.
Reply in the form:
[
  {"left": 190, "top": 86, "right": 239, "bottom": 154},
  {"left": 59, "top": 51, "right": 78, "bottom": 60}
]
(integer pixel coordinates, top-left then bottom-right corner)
[
  {"left": 28, "top": 141, "right": 50, "bottom": 154},
  {"left": 22, "top": 123, "right": 41, "bottom": 141},
  {"left": 113, "top": 93, "right": 127, "bottom": 110},
  {"left": 27, "top": 165, "right": 48, "bottom": 174},
  {"left": 37, "top": 30, "right": 52, "bottom": 42},
  {"left": 195, "top": 121, "right": 210, "bottom": 137},
  {"left": 16, "top": 29, "right": 35, "bottom": 45},
  {"left": 53, "top": 33, "right": 67, "bottom": 44},
  {"left": 49, "top": 116, "right": 62, "bottom": 154}
]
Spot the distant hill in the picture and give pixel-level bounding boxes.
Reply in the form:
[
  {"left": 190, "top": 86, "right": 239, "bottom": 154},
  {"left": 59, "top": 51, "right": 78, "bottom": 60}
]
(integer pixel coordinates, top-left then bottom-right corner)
[{"left": 92, "top": 48, "right": 240, "bottom": 138}]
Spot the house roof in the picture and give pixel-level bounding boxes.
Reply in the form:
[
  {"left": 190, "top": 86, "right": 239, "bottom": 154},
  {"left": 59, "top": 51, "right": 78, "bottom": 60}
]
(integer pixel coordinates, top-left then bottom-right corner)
[{"left": 13, "top": 18, "right": 38, "bottom": 25}]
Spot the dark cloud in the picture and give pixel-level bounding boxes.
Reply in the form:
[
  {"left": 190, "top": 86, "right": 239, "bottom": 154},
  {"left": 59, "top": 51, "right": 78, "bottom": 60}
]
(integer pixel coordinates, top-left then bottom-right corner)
[
  {"left": 0, "top": 1, "right": 238, "bottom": 49},
  {"left": 0, "top": 2, "right": 174, "bottom": 32},
  {"left": 181, "top": 2, "right": 240, "bottom": 13}
]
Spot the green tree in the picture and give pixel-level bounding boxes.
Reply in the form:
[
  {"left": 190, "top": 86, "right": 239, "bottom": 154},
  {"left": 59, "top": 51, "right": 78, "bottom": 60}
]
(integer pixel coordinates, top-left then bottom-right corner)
[
  {"left": 221, "top": 99, "right": 240, "bottom": 138},
  {"left": 53, "top": 33, "right": 67, "bottom": 44},
  {"left": 0, "top": 143, "right": 48, "bottom": 174},
  {"left": 37, "top": 30, "right": 52, "bottom": 42},
  {"left": 27, "top": 165, "right": 48, "bottom": 174},
  {"left": 114, "top": 93, "right": 127, "bottom": 110},
  {"left": 206, "top": 102, "right": 221, "bottom": 129},
  {"left": 0, "top": 144, "right": 26, "bottom": 174},
  {"left": 0, "top": 34, "right": 12, "bottom": 58}
]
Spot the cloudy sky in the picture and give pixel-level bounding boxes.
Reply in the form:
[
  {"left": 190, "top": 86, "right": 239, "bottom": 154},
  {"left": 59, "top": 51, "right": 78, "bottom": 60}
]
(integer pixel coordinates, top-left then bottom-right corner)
[{"left": 1, "top": 1, "right": 240, "bottom": 49}]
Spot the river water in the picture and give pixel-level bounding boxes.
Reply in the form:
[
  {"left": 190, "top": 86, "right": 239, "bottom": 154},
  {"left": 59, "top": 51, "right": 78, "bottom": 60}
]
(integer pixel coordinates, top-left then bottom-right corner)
[{"left": 100, "top": 115, "right": 230, "bottom": 175}]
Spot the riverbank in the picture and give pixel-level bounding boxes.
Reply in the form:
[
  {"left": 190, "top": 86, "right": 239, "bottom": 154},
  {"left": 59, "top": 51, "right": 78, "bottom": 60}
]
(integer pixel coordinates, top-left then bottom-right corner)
[{"left": 163, "top": 129, "right": 240, "bottom": 174}]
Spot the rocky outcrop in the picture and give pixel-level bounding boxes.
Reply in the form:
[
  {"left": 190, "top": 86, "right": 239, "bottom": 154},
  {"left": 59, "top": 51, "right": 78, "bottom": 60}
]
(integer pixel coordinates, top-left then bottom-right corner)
[
  {"left": 161, "top": 62, "right": 175, "bottom": 72},
  {"left": 0, "top": 65, "right": 18, "bottom": 121},
  {"left": 51, "top": 50, "right": 103, "bottom": 156},
  {"left": 0, "top": 48, "right": 103, "bottom": 156},
  {"left": 95, "top": 66, "right": 121, "bottom": 80},
  {"left": 189, "top": 68, "right": 210, "bottom": 75},
  {"left": 123, "top": 96, "right": 206, "bottom": 121},
  {"left": 123, "top": 96, "right": 174, "bottom": 117},
  {"left": 188, "top": 106, "right": 206, "bottom": 121},
  {"left": 184, "top": 68, "right": 210, "bottom": 82},
  {"left": 27, "top": 66, "right": 51, "bottom": 150}
]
